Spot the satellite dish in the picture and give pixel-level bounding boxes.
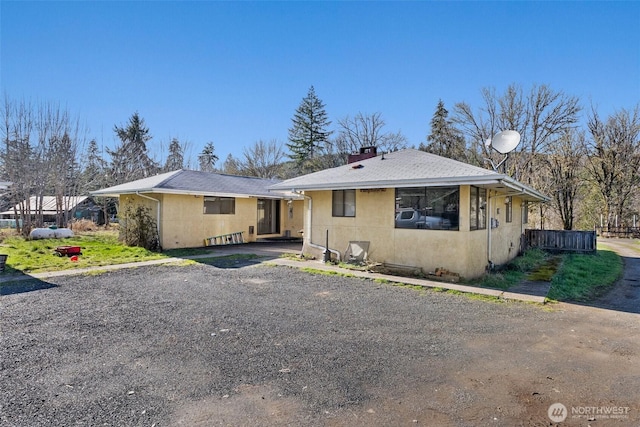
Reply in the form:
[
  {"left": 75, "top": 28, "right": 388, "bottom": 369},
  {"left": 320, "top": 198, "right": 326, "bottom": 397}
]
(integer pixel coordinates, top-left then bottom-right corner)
[{"left": 490, "top": 130, "right": 520, "bottom": 154}]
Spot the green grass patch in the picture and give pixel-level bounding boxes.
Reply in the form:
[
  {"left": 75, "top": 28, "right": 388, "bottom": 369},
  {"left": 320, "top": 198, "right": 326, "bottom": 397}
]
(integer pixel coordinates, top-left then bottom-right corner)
[
  {"left": 300, "top": 267, "right": 356, "bottom": 278},
  {"left": 466, "top": 249, "right": 552, "bottom": 291},
  {"left": 469, "top": 269, "right": 524, "bottom": 290},
  {"left": 0, "top": 231, "right": 167, "bottom": 274},
  {"left": 547, "top": 250, "right": 622, "bottom": 302}
]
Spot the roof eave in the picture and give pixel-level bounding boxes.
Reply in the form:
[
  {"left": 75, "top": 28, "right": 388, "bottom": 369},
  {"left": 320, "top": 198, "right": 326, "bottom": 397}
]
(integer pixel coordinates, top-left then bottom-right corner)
[
  {"left": 272, "top": 175, "right": 549, "bottom": 202},
  {"left": 500, "top": 177, "right": 550, "bottom": 202},
  {"left": 274, "top": 175, "right": 506, "bottom": 192},
  {"left": 90, "top": 188, "right": 296, "bottom": 199}
]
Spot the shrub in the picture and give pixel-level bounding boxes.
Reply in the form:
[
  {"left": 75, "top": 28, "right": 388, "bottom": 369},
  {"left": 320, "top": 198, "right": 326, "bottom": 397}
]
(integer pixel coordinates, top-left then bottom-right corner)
[
  {"left": 119, "top": 205, "right": 160, "bottom": 251},
  {"left": 70, "top": 219, "right": 98, "bottom": 232}
]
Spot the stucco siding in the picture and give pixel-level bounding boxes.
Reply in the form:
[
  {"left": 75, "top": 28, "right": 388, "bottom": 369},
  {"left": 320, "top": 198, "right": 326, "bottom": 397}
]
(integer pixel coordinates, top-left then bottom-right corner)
[
  {"left": 302, "top": 186, "right": 527, "bottom": 279},
  {"left": 119, "top": 194, "right": 303, "bottom": 250},
  {"left": 487, "top": 194, "right": 526, "bottom": 266},
  {"left": 281, "top": 199, "right": 304, "bottom": 239}
]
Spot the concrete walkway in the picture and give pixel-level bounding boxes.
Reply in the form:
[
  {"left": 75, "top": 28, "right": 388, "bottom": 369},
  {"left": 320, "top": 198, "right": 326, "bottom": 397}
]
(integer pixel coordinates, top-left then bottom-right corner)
[
  {"left": 267, "top": 257, "right": 546, "bottom": 303},
  {"left": 0, "top": 243, "right": 546, "bottom": 303}
]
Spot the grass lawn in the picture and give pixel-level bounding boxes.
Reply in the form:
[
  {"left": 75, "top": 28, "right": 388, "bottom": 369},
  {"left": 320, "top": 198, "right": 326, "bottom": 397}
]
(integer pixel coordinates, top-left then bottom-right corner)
[
  {"left": 0, "top": 230, "right": 167, "bottom": 274},
  {"left": 470, "top": 246, "right": 623, "bottom": 302},
  {"left": 0, "top": 229, "right": 625, "bottom": 304},
  {"left": 547, "top": 248, "right": 623, "bottom": 302}
]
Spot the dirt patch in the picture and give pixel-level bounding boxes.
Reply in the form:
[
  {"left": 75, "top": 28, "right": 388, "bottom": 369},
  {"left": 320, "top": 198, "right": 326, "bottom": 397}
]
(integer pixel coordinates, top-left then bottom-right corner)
[{"left": 174, "top": 384, "right": 305, "bottom": 426}]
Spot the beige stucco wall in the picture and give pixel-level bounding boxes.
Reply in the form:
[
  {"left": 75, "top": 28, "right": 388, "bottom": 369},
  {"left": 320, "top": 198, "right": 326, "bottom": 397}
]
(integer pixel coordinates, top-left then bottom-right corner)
[
  {"left": 302, "top": 187, "right": 528, "bottom": 279},
  {"left": 119, "top": 194, "right": 303, "bottom": 250},
  {"left": 486, "top": 192, "right": 527, "bottom": 267}
]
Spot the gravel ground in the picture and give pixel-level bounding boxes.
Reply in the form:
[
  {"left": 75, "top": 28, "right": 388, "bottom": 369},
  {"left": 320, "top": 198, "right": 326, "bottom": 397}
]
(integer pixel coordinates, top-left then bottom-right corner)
[{"left": 2, "top": 261, "right": 639, "bottom": 426}]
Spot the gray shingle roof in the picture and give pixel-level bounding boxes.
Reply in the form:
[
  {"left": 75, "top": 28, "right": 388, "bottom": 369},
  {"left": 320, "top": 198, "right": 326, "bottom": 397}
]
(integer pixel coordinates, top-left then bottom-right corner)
[
  {"left": 91, "top": 170, "right": 295, "bottom": 199},
  {"left": 269, "top": 149, "right": 548, "bottom": 201}
]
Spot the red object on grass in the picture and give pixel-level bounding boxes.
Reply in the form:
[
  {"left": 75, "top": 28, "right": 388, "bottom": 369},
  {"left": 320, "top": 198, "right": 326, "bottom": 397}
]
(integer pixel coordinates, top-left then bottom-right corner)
[
  {"left": 55, "top": 246, "right": 82, "bottom": 256},
  {"left": 70, "top": 255, "right": 79, "bottom": 262}
]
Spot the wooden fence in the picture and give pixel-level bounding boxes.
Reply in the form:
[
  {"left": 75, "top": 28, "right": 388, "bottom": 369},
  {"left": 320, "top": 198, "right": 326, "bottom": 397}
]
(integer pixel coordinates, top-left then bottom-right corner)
[
  {"left": 524, "top": 229, "right": 597, "bottom": 254},
  {"left": 595, "top": 226, "right": 640, "bottom": 239}
]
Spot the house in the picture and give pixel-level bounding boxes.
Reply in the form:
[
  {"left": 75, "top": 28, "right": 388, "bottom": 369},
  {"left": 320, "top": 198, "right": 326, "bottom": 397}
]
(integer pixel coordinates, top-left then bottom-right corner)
[
  {"left": 0, "top": 195, "right": 99, "bottom": 225},
  {"left": 269, "top": 148, "right": 549, "bottom": 279},
  {"left": 90, "top": 170, "right": 304, "bottom": 250}
]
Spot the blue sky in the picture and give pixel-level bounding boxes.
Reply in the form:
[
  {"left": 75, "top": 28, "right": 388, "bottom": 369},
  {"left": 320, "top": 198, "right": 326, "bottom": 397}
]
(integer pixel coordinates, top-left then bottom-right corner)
[{"left": 2, "top": 1, "right": 639, "bottom": 166}]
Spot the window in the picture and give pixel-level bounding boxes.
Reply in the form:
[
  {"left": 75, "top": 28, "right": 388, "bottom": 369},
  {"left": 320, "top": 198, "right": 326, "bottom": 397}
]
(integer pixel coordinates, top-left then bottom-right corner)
[
  {"left": 332, "top": 190, "right": 356, "bottom": 217},
  {"left": 523, "top": 201, "right": 529, "bottom": 224},
  {"left": 395, "top": 187, "right": 459, "bottom": 230},
  {"left": 505, "top": 197, "right": 513, "bottom": 223},
  {"left": 203, "top": 196, "right": 235, "bottom": 214},
  {"left": 470, "top": 186, "right": 487, "bottom": 230}
]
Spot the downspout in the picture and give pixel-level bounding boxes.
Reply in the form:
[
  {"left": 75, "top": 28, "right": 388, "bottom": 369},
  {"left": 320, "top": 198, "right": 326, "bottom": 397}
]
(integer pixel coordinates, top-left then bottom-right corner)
[
  {"left": 487, "top": 190, "right": 493, "bottom": 271},
  {"left": 135, "top": 192, "right": 161, "bottom": 246},
  {"left": 293, "top": 190, "right": 341, "bottom": 261}
]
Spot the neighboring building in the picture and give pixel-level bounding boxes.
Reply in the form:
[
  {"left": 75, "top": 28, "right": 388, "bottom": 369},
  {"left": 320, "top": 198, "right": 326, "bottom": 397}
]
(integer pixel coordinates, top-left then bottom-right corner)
[
  {"left": 269, "top": 148, "right": 549, "bottom": 279},
  {"left": 90, "top": 170, "right": 304, "bottom": 250},
  {"left": 0, "top": 196, "right": 99, "bottom": 225}
]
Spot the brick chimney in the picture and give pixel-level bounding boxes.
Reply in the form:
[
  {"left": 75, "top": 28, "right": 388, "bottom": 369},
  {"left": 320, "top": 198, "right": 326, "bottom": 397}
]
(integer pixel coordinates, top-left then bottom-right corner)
[{"left": 347, "top": 146, "right": 377, "bottom": 164}]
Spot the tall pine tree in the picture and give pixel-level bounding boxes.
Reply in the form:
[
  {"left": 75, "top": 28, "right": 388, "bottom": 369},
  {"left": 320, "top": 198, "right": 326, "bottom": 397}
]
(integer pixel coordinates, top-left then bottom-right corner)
[
  {"left": 421, "top": 100, "right": 467, "bottom": 162},
  {"left": 108, "top": 112, "right": 158, "bottom": 183},
  {"left": 287, "top": 86, "right": 332, "bottom": 171},
  {"left": 164, "top": 138, "right": 185, "bottom": 172},
  {"left": 198, "top": 141, "right": 219, "bottom": 172}
]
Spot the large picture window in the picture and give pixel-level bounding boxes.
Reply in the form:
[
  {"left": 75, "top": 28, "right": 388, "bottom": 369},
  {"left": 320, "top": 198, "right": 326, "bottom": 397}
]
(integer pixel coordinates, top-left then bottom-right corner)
[
  {"left": 395, "top": 187, "right": 459, "bottom": 230},
  {"left": 470, "top": 186, "right": 487, "bottom": 230},
  {"left": 332, "top": 190, "right": 356, "bottom": 217},
  {"left": 204, "top": 196, "right": 235, "bottom": 214}
]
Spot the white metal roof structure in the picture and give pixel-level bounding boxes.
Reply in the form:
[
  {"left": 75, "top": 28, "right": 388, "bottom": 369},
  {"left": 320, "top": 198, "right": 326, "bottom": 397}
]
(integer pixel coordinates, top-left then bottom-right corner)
[{"left": 1, "top": 196, "right": 89, "bottom": 216}]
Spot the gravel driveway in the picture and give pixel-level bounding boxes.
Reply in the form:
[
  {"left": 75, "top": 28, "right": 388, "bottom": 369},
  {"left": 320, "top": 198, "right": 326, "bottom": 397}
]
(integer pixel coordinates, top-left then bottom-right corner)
[
  {"left": 2, "top": 261, "right": 639, "bottom": 426},
  {"left": 595, "top": 238, "right": 640, "bottom": 314}
]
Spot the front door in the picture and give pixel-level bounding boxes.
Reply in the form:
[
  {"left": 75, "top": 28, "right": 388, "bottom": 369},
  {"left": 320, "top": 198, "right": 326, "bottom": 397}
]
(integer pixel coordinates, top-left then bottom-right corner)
[{"left": 257, "top": 199, "right": 280, "bottom": 235}]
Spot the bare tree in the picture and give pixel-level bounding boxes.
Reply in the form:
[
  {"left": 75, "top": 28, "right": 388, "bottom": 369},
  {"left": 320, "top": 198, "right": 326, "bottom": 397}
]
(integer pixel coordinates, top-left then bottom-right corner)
[
  {"left": 37, "top": 103, "right": 84, "bottom": 227},
  {"left": 540, "top": 129, "right": 586, "bottom": 230},
  {"left": 240, "top": 139, "right": 287, "bottom": 179},
  {"left": 454, "top": 84, "right": 581, "bottom": 181},
  {"left": 335, "top": 112, "right": 407, "bottom": 156},
  {"left": 1, "top": 96, "right": 34, "bottom": 235},
  {"left": 584, "top": 106, "right": 640, "bottom": 228},
  {"left": 1, "top": 97, "right": 84, "bottom": 233}
]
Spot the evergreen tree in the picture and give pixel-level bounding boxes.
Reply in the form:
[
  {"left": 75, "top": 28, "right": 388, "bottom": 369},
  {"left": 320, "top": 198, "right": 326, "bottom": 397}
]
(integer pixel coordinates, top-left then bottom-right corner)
[
  {"left": 221, "top": 153, "right": 242, "bottom": 175},
  {"left": 421, "top": 100, "right": 467, "bottom": 161},
  {"left": 198, "top": 141, "right": 219, "bottom": 172},
  {"left": 82, "top": 139, "right": 107, "bottom": 189},
  {"left": 108, "top": 112, "right": 158, "bottom": 184},
  {"left": 81, "top": 139, "right": 113, "bottom": 226},
  {"left": 164, "top": 138, "right": 185, "bottom": 171},
  {"left": 287, "top": 86, "right": 332, "bottom": 170}
]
